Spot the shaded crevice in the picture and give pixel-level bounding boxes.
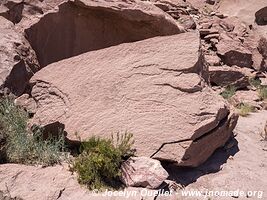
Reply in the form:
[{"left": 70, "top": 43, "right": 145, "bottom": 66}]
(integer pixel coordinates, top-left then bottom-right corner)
[
  {"left": 255, "top": 6, "right": 267, "bottom": 25},
  {"left": 154, "top": 83, "right": 202, "bottom": 93},
  {"left": 0, "top": 1, "right": 24, "bottom": 24},
  {"left": 4, "top": 60, "right": 31, "bottom": 96},
  {"left": 25, "top": 1, "right": 180, "bottom": 67}
]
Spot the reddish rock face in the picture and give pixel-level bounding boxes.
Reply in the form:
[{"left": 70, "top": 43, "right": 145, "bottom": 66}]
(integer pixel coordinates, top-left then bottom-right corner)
[
  {"left": 216, "top": 39, "right": 253, "bottom": 68},
  {"left": 28, "top": 32, "right": 237, "bottom": 167},
  {"left": 25, "top": 0, "right": 183, "bottom": 67},
  {"left": 0, "top": 16, "right": 39, "bottom": 96}
]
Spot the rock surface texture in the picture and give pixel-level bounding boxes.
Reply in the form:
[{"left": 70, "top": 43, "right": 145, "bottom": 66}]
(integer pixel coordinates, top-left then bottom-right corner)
[
  {"left": 121, "top": 157, "right": 169, "bottom": 189},
  {"left": 28, "top": 32, "right": 237, "bottom": 167}
]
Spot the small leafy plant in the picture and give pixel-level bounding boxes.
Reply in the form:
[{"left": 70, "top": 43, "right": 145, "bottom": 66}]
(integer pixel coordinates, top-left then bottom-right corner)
[
  {"left": 0, "top": 97, "right": 66, "bottom": 166},
  {"left": 220, "top": 86, "right": 236, "bottom": 100},
  {"left": 249, "top": 77, "right": 267, "bottom": 100},
  {"left": 0, "top": 123, "right": 7, "bottom": 163},
  {"left": 73, "top": 132, "right": 135, "bottom": 190},
  {"left": 258, "top": 86, "right": 267, "bottom": 100},
  {"left": 249, "top": 77, "right": 262, "bottom": 88},
  {"left": 236, "top": 103, "right": 255, "bottom": 117}
]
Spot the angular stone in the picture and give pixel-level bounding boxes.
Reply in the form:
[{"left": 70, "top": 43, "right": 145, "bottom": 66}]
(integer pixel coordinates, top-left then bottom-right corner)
[
  {"left": 121, "top": 157, "right": 169, "bottom": 189},
  {"left": 205, "top": 54, "right": 221, "bottom": 66},
  {"left": 217, "top": 39, "right": 253, "bottom": 68},
  {"left": 15, "top": 94, "right": 37, "bottom": 114},
  {"left": 199, "top": 28, "right": 219, "bottom": 36},
  {"left": 204, "top": 33, "right": 220, "bottom": 40},
  {"left": 230, "top": 90, "right": 262, "bottom": 109},
  {"left": 209, "top": 65, "right": 249, "bottom": 87}
]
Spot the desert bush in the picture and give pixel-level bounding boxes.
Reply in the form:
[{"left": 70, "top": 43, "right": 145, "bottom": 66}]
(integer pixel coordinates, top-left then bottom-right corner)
[
  {"left": 248, "top": 77, "right": 267, "bottom": 100},
  {"left": 236, "top": 103, "right": 255, "bottom": 117},
  {"left": 0, "top": 123, "right": 7, "bottom": 163},
  {"left": 258, "top": 86, "right": 267, "bottom": 100},
  {"left": 220, "top": 86, "right": 236, "bottom": 100},
  {"left": 73, "top": 132, "right": 135, "bottom": 190},
  {"left": 249, "top": 77, "right": 262, "bottom": 88},
  {"left": 0, "top": 98, "right": 66, "bottom": 166}
]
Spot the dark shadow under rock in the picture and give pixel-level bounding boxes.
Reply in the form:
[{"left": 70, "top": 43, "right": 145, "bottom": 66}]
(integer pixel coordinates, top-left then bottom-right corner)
[
  {"left": 163, "top": 137, "right": 239, "bottom": 186},
  {"left": 255, "top": 7, "right": 267, "bottom": 26}
]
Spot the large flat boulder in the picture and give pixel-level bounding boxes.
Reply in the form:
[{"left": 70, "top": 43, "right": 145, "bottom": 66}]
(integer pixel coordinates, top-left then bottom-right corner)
[
  {"left": 28, "top": 32, "right": 238, "bottom": 167},
  {"left": 25, "top": 0, "right": 183, "bottom": 67}
]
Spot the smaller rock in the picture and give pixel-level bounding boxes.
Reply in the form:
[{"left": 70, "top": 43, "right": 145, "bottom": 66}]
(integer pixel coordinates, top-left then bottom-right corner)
[
  {"left": 15, "top": 94, "right": 37, "bottom": 114},
  {"left": 121, "top": 157, "right": 169, "bottom": 189},
  {"left": 200, "top": 22, "right": 212, "bottom": 29},
  {"left": 199, "top": 28, "right": 219, "bottom": 37},
  {"left": 209, "top": 65, "right": 249, "bottom": 88},
  {"left": 153, "top": 2, "right": 170, "bottom": 12},
  {"left": 219, "top": 20, "right": 235, "bottom": 32},
  {"left": 178, "top": 15, "right": 196, "bottom": 30},
  {"left": 230, "top": 90, "right": 261, "bottom": 109},
  {"left": 251, "top": 49, "right": 265, "bottom": 71},
  {"left": 204, "top": 33, "right": 220, "bottom": 40},
  {"left": 258, "top": 37, "right": 267, "bottom": 58},
  {"left": 210, "top": 38, "right": 219, "bottom": 45},
  {"left": 205, "top": 54, "right": 221, "bottom": 66},
  {"left": 216, "top": 39, "right": 253, "bottom": 68},
  {"left": 215, "top": 12, "right": 226, "bottom": 19}
]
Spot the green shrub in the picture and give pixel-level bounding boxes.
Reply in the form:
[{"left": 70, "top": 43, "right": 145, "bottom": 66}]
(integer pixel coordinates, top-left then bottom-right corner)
[
  {"left": 248, "top": 77, "right": 267, "bottom": 100},
  {"left": 0, "top": 123, "right": 7, "bottom": 163},
  {"left": 220, "top": 86, "right": 236, "bottom": 100},
  {"left": 258, "top": 86, "right": 267, "bottom": 100},
  {"left": 112, "top": 132, "right": 135, "bottom": 159},
  {"left": 236, "top": 103, "right": 255, "bottom": 117},
  {"left": 0, "top": 98, "right": 66, "bottom": 166},
  {"left": 73, "top": 132, "right": 134, "bottom": 190},
  {"left": 249, "top": 77, "right": 262, "bottom": 88}
]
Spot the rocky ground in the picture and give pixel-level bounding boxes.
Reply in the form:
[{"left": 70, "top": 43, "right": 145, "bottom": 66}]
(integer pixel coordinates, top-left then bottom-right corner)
[
  {"left": 0, "top": 111, "right": 266, "bottom": 200},
  {"left": 0, "top": 0, "right": 266, "bottom": 199}
]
